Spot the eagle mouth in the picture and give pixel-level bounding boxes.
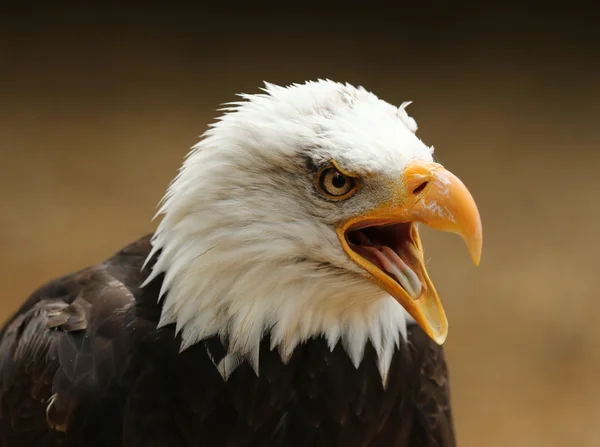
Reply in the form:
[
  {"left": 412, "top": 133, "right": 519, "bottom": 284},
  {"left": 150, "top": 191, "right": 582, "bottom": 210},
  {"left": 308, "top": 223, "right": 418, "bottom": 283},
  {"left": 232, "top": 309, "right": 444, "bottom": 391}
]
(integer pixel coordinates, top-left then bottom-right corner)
[
  {"left": 338, "top": 217, "right": 447, "bottom": 345},
  {"left": 337, "top": 215, "right": 447, "bottom": 345},
  {"left": 345, "top": 222, "right": 426, "bottom": 300}
]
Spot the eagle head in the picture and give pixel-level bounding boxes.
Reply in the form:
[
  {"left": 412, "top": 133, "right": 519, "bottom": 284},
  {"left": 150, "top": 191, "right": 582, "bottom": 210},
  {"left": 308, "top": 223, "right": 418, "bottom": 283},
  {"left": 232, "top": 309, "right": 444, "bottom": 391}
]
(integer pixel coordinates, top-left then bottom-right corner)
[{"left": 145, "top": 80, "right": 482, "bottom": 382}]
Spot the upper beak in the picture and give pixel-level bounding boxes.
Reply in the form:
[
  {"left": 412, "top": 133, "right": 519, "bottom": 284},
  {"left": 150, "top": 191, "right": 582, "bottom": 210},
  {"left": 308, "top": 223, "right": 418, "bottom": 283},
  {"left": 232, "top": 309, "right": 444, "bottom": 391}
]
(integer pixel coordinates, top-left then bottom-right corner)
[{"left": 336, "top": 160, "right": 482, "bottom": 344}]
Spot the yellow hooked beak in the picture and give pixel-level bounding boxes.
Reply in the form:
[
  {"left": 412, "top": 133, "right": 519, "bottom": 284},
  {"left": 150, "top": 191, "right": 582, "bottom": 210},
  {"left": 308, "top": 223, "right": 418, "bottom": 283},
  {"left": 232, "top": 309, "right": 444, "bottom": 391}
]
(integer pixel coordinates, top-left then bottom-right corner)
[{"left": 336, "top": 160, "right": 482, "bottom": 344}]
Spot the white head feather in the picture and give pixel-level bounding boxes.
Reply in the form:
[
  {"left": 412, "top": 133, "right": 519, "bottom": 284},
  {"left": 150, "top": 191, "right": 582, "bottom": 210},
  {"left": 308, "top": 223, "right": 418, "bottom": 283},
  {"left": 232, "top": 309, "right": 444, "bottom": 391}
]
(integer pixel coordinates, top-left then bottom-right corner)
[{"left": 142, "top": 79, "right": 436, "bottom": 384}]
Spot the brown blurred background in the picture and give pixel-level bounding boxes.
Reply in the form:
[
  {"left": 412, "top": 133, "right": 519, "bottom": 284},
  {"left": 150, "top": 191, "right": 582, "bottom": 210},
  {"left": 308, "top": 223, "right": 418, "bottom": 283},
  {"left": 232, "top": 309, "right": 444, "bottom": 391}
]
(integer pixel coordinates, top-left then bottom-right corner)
[{"left": 1, "top": 2, "right": 599, "bottom": 446}]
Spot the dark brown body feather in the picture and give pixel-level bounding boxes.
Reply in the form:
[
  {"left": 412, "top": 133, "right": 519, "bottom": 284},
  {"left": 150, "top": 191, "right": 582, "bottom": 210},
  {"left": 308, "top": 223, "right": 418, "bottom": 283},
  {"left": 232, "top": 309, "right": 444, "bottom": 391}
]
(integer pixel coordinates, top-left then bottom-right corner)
[{"left": 0, "top": 235, "right": 456, "bottom": 446}]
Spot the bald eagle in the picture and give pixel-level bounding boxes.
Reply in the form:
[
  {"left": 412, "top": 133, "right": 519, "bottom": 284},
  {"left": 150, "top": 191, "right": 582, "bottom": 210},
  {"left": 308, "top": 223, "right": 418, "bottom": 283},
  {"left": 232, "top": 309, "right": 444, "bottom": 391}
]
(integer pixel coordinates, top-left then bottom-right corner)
[{"left": 0, "top": 80, "right": 482, "bottom": 447}]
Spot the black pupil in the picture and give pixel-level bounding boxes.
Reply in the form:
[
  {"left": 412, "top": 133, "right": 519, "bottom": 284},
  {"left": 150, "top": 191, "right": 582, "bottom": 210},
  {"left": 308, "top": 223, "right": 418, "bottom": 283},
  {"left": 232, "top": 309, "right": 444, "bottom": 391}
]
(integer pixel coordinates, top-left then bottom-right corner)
[{"left": 331, "top": 172, "right": 347, "bottom": 189}]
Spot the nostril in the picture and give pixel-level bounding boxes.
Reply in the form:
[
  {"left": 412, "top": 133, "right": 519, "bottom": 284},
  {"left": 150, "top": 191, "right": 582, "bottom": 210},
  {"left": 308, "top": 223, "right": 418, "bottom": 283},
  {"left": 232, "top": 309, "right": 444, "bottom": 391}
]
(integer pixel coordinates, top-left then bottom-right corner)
[{"left": 412, "top": 181, "right": 428, "bottom": 195}]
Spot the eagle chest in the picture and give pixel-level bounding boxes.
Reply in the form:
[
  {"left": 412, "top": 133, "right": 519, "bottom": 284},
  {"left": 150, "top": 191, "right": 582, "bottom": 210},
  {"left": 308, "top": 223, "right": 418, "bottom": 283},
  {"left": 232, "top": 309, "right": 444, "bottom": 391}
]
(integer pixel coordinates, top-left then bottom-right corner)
[{"left": 122, "top": 331, "right": 414, "bottom": 447}]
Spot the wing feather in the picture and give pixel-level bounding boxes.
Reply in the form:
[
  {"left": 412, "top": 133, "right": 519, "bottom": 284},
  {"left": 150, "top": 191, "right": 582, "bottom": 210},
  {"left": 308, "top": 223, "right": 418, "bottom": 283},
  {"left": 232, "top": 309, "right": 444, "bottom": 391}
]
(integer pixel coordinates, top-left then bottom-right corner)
[{"left": 0, "top": 265, "right": 136, "bottom": 443}]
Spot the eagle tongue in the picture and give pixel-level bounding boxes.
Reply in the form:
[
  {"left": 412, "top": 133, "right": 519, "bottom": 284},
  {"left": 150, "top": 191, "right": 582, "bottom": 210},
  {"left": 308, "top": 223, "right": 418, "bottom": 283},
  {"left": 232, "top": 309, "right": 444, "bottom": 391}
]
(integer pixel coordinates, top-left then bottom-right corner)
[{"left": 370, "top": 245, "right": 422, "bottom": 299}]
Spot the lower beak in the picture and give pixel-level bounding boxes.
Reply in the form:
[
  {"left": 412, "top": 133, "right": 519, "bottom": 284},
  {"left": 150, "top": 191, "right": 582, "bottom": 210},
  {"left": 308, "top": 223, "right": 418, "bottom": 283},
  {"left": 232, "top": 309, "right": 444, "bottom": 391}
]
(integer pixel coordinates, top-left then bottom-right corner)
[{"left": 336, "top": 160, "right": 482, "bottom": 344}]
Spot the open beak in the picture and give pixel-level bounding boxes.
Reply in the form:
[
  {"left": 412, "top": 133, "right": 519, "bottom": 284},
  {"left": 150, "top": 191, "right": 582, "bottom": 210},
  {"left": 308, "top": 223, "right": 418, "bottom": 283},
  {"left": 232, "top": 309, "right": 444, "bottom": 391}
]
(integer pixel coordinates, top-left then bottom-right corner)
[{"left": 336, "top": 160, "right": 482, "bottom": 345}]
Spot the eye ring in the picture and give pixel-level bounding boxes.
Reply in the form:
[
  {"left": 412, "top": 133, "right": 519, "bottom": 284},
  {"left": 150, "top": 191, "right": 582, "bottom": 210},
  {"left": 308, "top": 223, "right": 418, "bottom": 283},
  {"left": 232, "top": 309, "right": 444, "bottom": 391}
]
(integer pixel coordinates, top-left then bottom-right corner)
[{"left": 316, "top": 163, "right": 359, "bottom": 200}]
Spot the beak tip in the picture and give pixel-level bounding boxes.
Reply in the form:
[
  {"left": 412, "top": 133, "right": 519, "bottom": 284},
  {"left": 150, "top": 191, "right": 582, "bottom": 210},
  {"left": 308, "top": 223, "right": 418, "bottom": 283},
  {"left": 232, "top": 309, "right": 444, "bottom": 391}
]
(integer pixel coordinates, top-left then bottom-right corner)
[
  {"left": 467, "top": 223, "right": 483, "bottom": 267},
  {"left": 432, "top": 331, "right": 447, "bottom": 345},
  {"left": 471, "top": 249, "right": 482, "bottom": 266}
]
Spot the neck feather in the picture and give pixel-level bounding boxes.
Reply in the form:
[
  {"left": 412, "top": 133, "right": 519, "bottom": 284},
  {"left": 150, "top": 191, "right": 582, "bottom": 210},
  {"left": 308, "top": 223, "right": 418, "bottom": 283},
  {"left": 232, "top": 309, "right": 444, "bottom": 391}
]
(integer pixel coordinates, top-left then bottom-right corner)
[{"left": 142, "top": 221, "right": 410, "bottom": 386}]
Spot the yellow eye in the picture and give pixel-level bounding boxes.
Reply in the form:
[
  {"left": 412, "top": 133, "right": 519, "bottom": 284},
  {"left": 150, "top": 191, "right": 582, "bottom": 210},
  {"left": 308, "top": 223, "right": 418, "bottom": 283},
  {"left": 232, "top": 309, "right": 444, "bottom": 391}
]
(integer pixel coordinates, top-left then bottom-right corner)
[{"left": 317, "top": 166, "right": 358, "bottom": 200}]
